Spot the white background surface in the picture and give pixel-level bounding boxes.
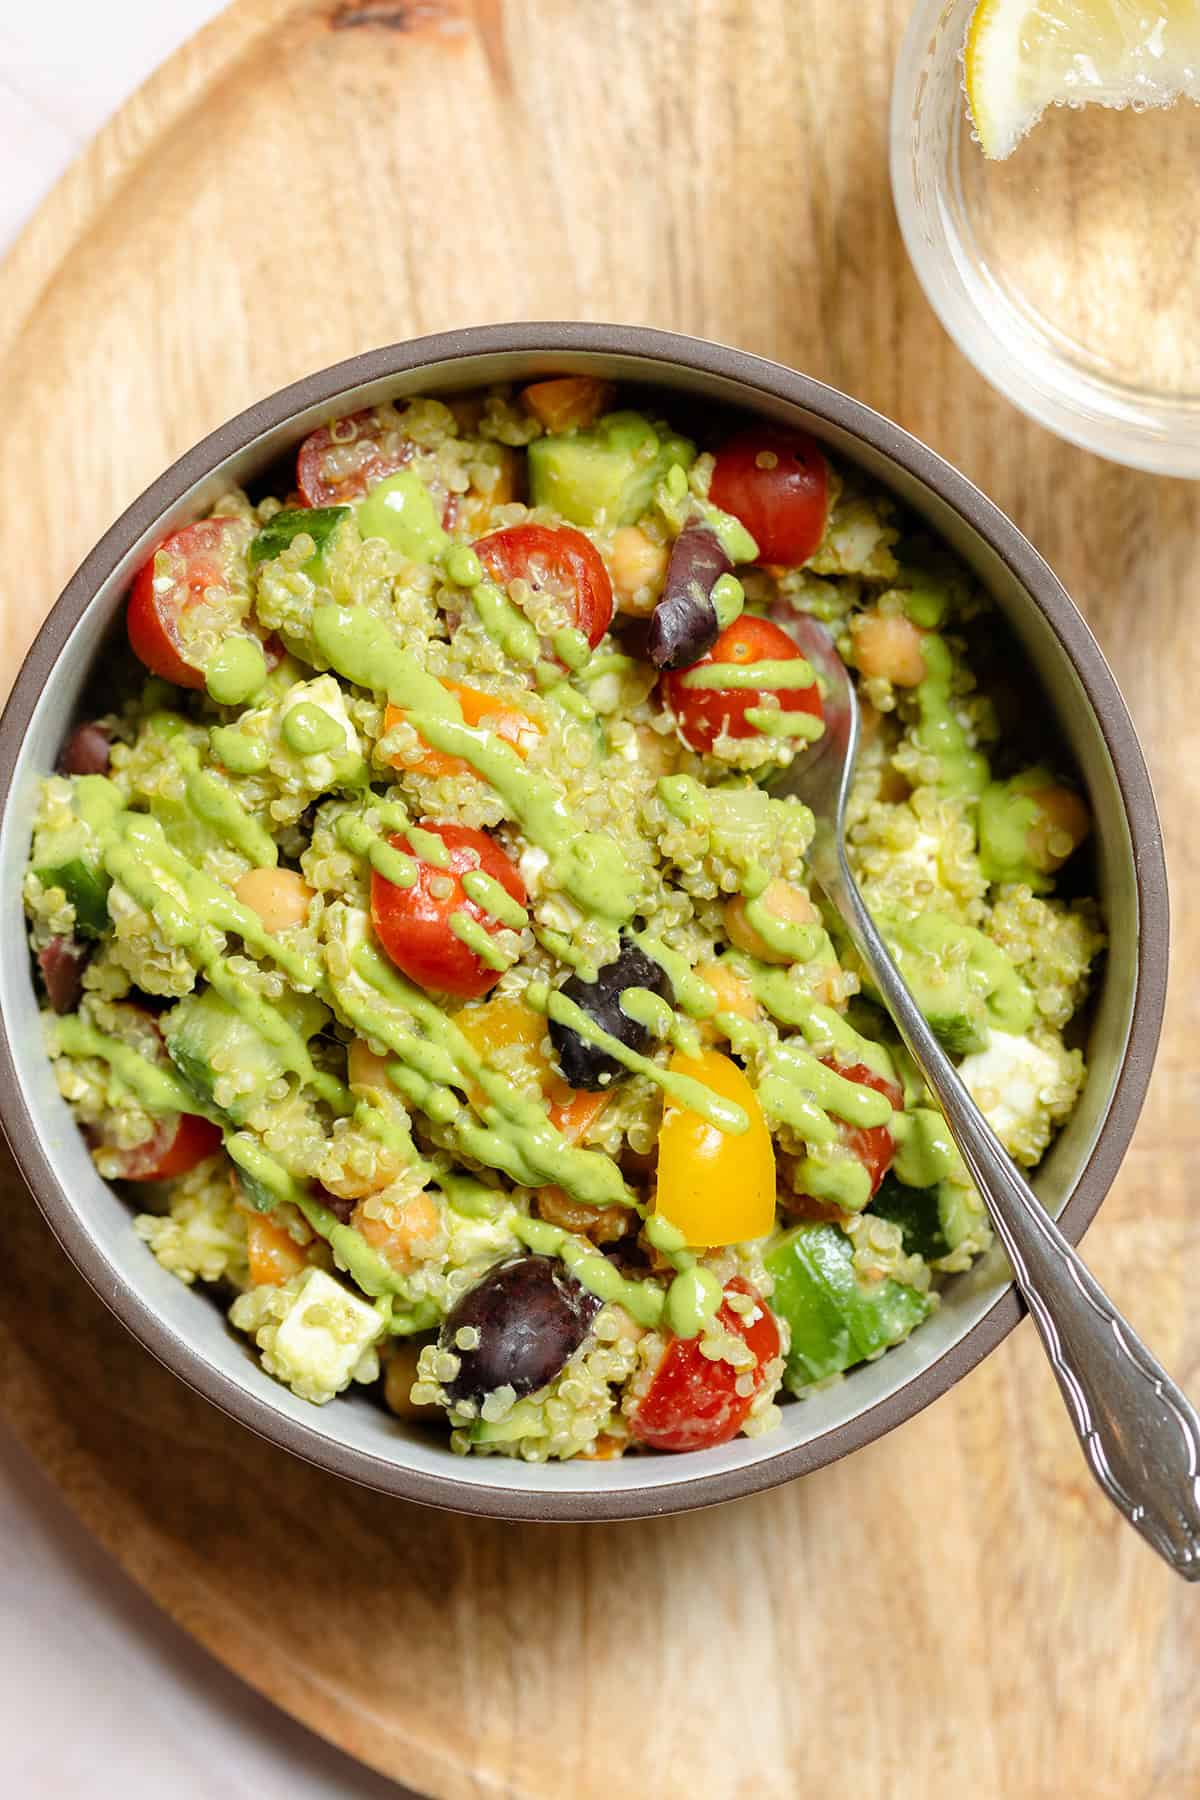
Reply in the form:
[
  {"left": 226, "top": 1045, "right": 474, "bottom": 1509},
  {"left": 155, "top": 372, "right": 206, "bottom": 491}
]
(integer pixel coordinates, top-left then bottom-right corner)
[{"left": 0, "top": 7, "right": 417, "bottom": 1793}]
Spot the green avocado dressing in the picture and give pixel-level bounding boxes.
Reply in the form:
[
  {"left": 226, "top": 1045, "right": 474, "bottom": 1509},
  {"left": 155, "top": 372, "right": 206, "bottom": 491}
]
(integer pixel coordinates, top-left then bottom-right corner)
[
  {"left": 738, "top": 962, "right": 898, "bottom": 1083},
  {"left": 334, "top": 812, "right": 418, "bottom": 887},
  {"left": 664, "top": 1265, "right": 724, "bottom": 1336},
  {"left": 443, "top": 544, "right": 483, "bottom": 587},
  {"left": 169, "top": 736, "right": 278, "bottom": 867},
  {"left": 210, "top": 726, "right": 269, "bottom": 774},
  {"left": 103, "top": 818, "right": 348, "bottom": 1113},
  {"left": 514, "top": 1217, "right": 665, "bottom": 1328},
  {"left": 757, "top": 1040, "right": 892, "bottom": 1135},
  {"left": 352, "top": 945, "right": 636, "bottom": 1209},
  {"left": 711, "top": 574, "right": 745, "bottom": 630},
  {"left": 460, "top": 868, "right": 529, "bottom": 928},
  {"left": 914, "top": 634, "right": 989, "bottom": 798},
  {"left": 743, "top": 707, "right": 825, "bottom": 740},
  {"left": 693, "top": 499, "right": 758, "bottom": 566},
  {"left": 311, "top": 604, "right": 639, "bottom": 923},
  {"left": 890, "top": 1108, "right": 960, "bottom": 1187},
  {"left": 282, "top": 701, "right": 344, "bottom": 756},
  {"left": 526, "top": 981, "right": 748, "bottom": 1134},
  {"left": 206, "top": 637, "right": 267, "bottom": 708},
  {"left": 449, "top": 911, "right": 514, "bottom": 971},
  {"left": 977, "top": 769, "right": 1050, "bottom": 887},
  {"left": 54, "top": 1015, "right": 215, "bottom": 1119},
  {"left": 742, "top": 895, "right": 825, "bottom": 963},
  {"left": 223, "top": 1133, "right": 419, "bottom": 1300},
  {"left": 881, "top": 908, "right": 1035, "bottom": 1037},
  {"left": 679, "top": 658, "right": 817, "bottom": 691}
]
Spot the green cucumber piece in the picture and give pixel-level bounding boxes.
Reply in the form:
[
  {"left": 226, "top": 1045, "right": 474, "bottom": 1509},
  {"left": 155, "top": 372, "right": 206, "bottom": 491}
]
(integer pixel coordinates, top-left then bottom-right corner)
[
  {"left": 162, "top": 986, "right": 326, "bottom": 1125},
  {"left": 527, "top": 411, "right": 695, "bottom": 528},
  {"left": 33, "top": 855, "right": 110, "bottom": 936},
  {"left": 250, "top": 506, "right": 349, "bottom": 576},
  {"left": 31, "top": 774, "right": 124, "bottom": 937},
  {"left": 869, "top": 1173, "right": 949, "bottom": 1263},
  {"left": 765, "top": 1221, "right": 931, "bottom": 1392},
  {"left": 468, "top": 1399, "right": 547, "bottom": 1444},
  {"left": 233, "top": 1165, "right": 277, "bottom": 1213}
]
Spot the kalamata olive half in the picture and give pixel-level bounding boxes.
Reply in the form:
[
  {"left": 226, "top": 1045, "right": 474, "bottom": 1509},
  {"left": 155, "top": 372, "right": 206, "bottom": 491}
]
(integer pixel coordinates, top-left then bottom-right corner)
[
  {"left": 37, "top": 935, "right": 91, "bottom": 1013},
  {"left": 57, "top": 721, "right": 112, "bottom": 777},
  {"left": 440, "top": 1255, "right": 602, "bottom": 1408},
  {"left": 549, "top": 939, "right": 674, "bottom": 1090},
  {"left": 646, "top": 522, "right": 730, "bottom": 671}
]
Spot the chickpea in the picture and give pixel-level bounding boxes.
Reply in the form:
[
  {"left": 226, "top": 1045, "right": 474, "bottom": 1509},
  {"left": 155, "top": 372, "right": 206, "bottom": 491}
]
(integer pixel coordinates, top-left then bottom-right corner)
[
  {"left": 383, "top": 1340, "right": 441, "bottom": 1422},
  {"left": 724, "top": 879, "right": 819, "bottom": 965},
  {"left": 234, "top": 866, "right": 314, "bottom": 934},
  {"left": 696, "top": 959, "right": 758, "bottom": 1041},
  {"left": 610, "top": 526, "right": 669, "bottom": 616},
  {"left": 633, "top": 724, "right": 680, "bottom": 778},
  {"left": 521, "top": 375, "right": 614, "bottom": 433},
  {"left": 243, "top": 1210, "right": 308, "bottom": 1287},
  {"left": 352, "top": 1188, "right": 442, "bottom": 1275},
  {"left": 853, "top": 611, "right": 928, "bottom": 687},
  {"left": 1027, "top": 785, "right": 1091, "bottom": 873},
  {"left": 535, "top": 1183, "right": 632, "bottom": 1245},
  {"left": 320, "top": 1136, "right": 409, "bottom": 1201},
  {"left": 808, "top": 958, "right": 847, "bottom": 1009},
  {"left": 347, "top": 1038, "right": 393, "bottom": 1096}
]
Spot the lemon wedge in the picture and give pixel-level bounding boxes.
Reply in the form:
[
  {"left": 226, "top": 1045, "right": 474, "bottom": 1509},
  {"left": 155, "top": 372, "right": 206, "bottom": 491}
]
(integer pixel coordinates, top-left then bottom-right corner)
[{"left": 965, "top": 0, "right": 1200, "bottom": 159}]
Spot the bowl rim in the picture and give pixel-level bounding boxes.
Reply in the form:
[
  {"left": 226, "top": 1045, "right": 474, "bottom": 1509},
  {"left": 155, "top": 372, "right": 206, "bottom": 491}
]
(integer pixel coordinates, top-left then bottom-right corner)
[{"left": 0, "top": 322, "right": 1169, "bottom": 1521}]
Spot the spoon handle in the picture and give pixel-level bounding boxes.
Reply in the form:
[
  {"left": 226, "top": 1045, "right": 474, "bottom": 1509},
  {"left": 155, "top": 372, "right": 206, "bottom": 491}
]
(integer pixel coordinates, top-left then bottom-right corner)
[{"left": 818, "top": 834, "right": 1200, "bottom": 1579}]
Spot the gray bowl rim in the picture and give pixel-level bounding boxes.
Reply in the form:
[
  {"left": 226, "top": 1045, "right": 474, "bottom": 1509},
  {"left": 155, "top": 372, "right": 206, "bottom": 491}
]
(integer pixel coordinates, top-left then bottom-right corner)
[{"left": 0, "top": 321, "right": 1169, "bottom": 1522}]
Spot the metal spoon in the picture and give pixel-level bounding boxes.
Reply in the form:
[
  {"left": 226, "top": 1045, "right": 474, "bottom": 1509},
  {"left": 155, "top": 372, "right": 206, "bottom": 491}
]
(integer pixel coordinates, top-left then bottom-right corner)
[{"left": 779, "top": 619, "right": 1200, "bottom": 1578}]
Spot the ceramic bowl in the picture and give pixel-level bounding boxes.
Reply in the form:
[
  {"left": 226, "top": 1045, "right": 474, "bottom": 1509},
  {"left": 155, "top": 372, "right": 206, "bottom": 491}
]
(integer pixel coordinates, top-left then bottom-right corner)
[{"left": 0, "top": 324, "right": 1168, "bottom": 1520}]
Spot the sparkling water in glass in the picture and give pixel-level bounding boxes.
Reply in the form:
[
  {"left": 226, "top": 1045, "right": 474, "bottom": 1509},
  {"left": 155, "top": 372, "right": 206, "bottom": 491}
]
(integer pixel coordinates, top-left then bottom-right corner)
[{"left": 891, "top": 0, "right": 1200, "bottom": 475}]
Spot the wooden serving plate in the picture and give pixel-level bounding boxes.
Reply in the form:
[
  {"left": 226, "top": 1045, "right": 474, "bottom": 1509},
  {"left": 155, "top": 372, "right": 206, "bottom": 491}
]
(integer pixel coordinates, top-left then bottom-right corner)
[{"left": 0, "top": 1, "right": 1197, "bottom": 1792}]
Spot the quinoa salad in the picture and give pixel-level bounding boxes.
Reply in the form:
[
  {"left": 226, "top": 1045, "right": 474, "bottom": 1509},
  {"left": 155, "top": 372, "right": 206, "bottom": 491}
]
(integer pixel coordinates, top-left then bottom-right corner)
[{"left": 23, "top": 377, "right": 1103, "bottom": 1463}]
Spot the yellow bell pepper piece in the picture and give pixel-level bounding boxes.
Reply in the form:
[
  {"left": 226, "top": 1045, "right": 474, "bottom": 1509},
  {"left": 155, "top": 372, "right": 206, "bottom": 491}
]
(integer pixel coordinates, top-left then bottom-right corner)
[
  {"left": 454, "top": 997, "right": 608, "bottom": 1138},
  {"left": 654, "top": 1048, "right": 776, "bottom": 1248}
]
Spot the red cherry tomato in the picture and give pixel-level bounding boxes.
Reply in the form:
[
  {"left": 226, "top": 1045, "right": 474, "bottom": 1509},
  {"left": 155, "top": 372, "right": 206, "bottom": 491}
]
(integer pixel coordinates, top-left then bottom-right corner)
[
  {"left": 127, "top": 517, "right": 253, "bottom": 688},
  {"left": 628, "top": 1277, "right": 780, "bottom": 1453},
  {"left": 370, "top": 822, "right": 527, "bottom": 1000},
  {"left": 709, "top": 428, "right": 830, "bottom": 566},
  {"left": 112, "top": 1112, "right": 223, "bottom": 1182},
  {"left": 799, "top": 1061, "right": 903, "bottom": 1210},
  {"left": 474, "top": 523, "right": 614, "bottom": 650},
  {"left": 661, "top": 614, "right": 823, "bottom": 754},
  {"left": 296, "top": 408, "right": 415, "bottom": 507}
]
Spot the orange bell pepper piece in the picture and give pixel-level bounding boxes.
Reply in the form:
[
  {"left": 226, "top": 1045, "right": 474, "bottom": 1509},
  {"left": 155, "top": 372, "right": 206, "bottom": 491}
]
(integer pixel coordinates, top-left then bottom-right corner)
[{"left": 654, "top": 1049, "right": 776, "bottom": 1248}]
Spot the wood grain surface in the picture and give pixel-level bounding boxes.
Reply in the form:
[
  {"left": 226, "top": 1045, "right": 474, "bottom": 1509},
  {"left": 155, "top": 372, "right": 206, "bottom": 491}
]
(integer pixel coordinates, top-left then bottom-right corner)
[{"left": 0, "top": 2, "right": 1196, "bottom": 1794}]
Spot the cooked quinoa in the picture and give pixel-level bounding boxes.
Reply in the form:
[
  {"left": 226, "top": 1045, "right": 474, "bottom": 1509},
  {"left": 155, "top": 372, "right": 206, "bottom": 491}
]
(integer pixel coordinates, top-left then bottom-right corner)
[{"left": 24, "top": 378, "right": 1103, "bottom": 1461}]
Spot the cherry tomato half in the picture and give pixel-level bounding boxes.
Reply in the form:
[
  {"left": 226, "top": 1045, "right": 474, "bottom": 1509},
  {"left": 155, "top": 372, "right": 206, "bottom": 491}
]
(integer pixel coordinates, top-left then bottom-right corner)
[
  {"left": 370, "top": 822, "right": 527, "bottom": 1000},
  {"left": 112, "top": 1112, "right": 223, "bottom": 1182},
  {"left": 474, "top": 523, "right": 614, "bottom": 650},
  {"left": 790, "top": 1061, "right": 903, "bottom": 1217},
  {"left": 127, "top": 517, "right": 253, "bottom": 688},
  {"left": 661, "top": 614, "right": 823, "bottom": 754},
  {"left": 297, "top": 408, "right": 415, "bottom": 507},
  {"left": 709, "top": 428, "right": 830, "bottom": 567},
  {"left": 627, "top": 1277, "right": 780, "bottom": 1453}
]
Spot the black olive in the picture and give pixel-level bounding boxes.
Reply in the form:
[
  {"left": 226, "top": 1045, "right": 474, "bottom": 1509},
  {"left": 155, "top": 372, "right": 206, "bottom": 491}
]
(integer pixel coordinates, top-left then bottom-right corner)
[
  {"left": 646, "top": 522, "right": 731, "bottom": 671},
  {"left": 36, "top": 935, "right": 91, "bottom": 1014},
  {"left": 549, "top": 939, "right": 674, "bottom": 1090},
  {"left": 440, "top": 1255, "right": 602, "bottom": 1408},
  {"left": 57, "top": 721, "right": 112, "bottom": 777}
]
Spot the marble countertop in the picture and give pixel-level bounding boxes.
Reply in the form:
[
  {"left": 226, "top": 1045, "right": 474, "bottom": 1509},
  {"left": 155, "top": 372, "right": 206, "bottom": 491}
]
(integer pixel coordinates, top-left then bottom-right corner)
[{"left": 0, "top": 8, "right": 416, "bottom": 1792}]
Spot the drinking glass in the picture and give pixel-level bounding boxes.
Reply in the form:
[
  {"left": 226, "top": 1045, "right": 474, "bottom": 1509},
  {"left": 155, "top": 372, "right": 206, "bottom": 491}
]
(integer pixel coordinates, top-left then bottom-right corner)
[{"left": 891, "top": 0, "right": 1200, "bottom": 476}]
